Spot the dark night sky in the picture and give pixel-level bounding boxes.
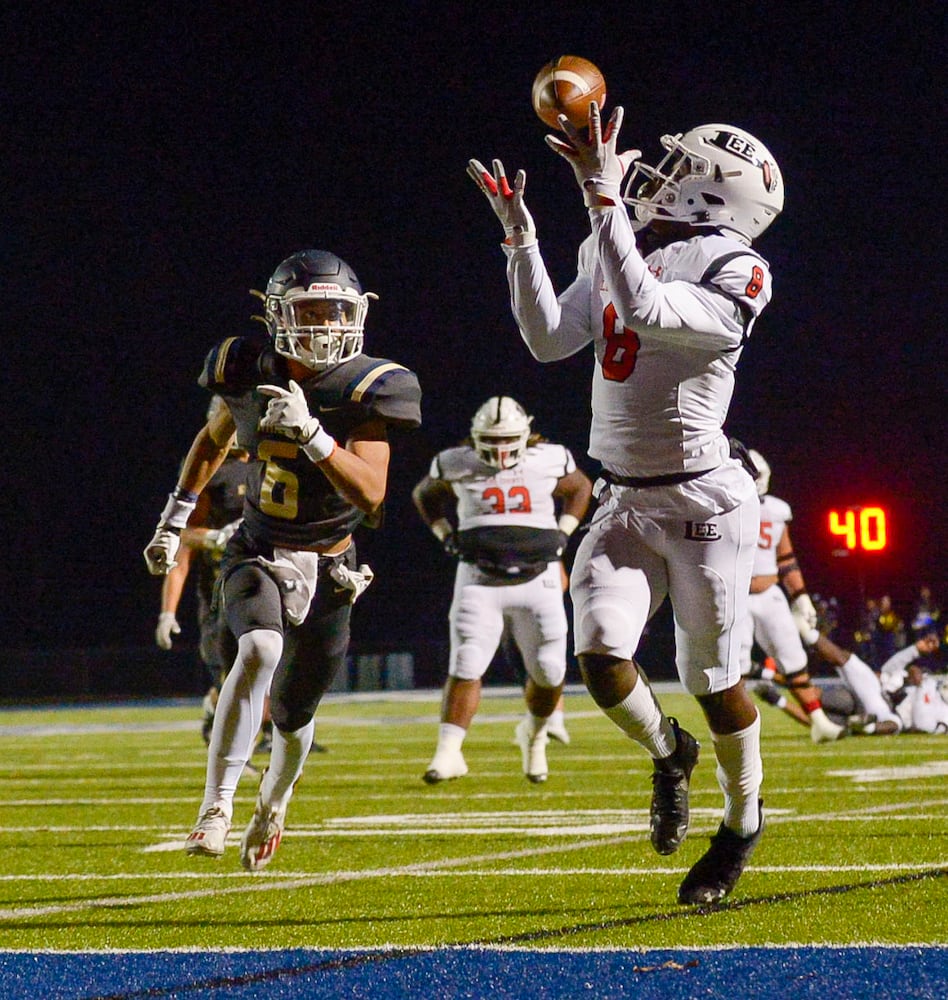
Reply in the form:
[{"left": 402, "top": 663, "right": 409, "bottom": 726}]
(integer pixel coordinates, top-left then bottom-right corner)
[{"left": 4, "top": 4, "right": 945, "bottom": 653}]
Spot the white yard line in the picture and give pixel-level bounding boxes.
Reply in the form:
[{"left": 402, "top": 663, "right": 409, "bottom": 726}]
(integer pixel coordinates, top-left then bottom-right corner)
[
  {"left": 1, "top": 798, "right": 945, "bottom": 921},
  {"left": 0, "top": 862, "right": 943, "bottom": 883},
  {"left": 0, "top": 835, "right": 639, "bottom": 920}
]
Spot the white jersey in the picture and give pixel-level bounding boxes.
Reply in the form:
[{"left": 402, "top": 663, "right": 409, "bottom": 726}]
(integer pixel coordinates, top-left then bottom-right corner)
[
  {"left": 430, "top": 442, "right": 575, "bottom": 531},
  {"left": 431, "top": 443, "right": 574, "bottom": 687},
  {"left": 753, "top": 494, "right": 792, "bottom": 576},
  {"left": 904, "top": 674, "right": 948, "bottom": 733},
  {"left": 504, "top": 212, "right": 772, "bottom": 480},
  {"left": 879, "top": 642, "right": 924, "bottom": 695}
]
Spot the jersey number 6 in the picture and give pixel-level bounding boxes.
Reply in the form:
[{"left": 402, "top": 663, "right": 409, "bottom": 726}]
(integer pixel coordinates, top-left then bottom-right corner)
[
  {"left": 601, "top": 303, "right": 641, "bottom": 382},
  {"left": 258, "top": 439, "right": 300, "bottom": 519}
]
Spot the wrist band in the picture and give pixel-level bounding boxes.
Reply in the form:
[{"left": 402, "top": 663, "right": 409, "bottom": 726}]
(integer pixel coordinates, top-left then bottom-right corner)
[
  {"left": 302, "top": 429, "right": 337, "bottom": 463},
  {"left": 431, "top": 518, "right": 452, "bottom": 542},
  {"left": 557, "top": 514, "right": 580, "bottom": 536},
  {"left": 159, "top": 491, "right": 197, "bottom": 530}
]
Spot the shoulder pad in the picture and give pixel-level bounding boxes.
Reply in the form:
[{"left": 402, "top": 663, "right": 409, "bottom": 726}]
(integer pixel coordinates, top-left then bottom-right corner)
[
  {"left": 700, "top": 247, "right": 772, "bottom": 319},
  {"left": 340, "top": 357, "right": 422, "bottom": 428},
  {"left": 432, "top": 446, "right": 477, "bottom": 481},
  {"left": 763, "top": 494, "right": 793, "bottom": 522},
  {"left": 198, "top": 336, "right": 277, "bottom": 392}
]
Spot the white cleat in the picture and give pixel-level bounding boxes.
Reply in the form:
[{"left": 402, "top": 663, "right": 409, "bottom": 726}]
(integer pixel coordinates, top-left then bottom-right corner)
[
  {"left": 515, "top": 719, "right": 549, "bottom": 783},
  {"left": 240, "top": 794, "right": 287, "bottom": 871},
  {"left": 422, "top": 748, "right": 468, "bottom": 784},
  {"left": 185, "top": 805, "right": 230, "bottom": 858},
  {"left": 810, "top": 708, "right": 845, "bottom": 744},
  {"left": 546, "top": 718, "right": 571, "bottom": 745}
]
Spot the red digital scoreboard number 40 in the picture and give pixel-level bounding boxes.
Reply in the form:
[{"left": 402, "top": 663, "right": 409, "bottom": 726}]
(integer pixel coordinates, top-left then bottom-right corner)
[{"left": 828, "top": 506, "right": 888, "bottom": 552}]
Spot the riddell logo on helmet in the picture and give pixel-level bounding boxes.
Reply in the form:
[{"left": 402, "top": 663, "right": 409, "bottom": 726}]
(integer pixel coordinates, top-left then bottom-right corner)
[{"left": 306, "top": 283, "right": 343, "bottom": 293}]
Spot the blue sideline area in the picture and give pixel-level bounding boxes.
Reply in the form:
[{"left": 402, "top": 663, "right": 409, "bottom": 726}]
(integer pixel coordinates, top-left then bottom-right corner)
[{"left": 1, "top": 947, "right": 945, "bottom": 999}]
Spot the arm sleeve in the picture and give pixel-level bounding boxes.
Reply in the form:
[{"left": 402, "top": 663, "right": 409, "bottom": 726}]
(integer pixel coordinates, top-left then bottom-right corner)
[
  {"left": 589, "top": 205, "right": 767, "bottom": 351},
  {"left": 880, "top": 643, "right": 921, "bottom": 678},
  {"left": 501, "top": 242, "right": 594, "bottom": 362}
]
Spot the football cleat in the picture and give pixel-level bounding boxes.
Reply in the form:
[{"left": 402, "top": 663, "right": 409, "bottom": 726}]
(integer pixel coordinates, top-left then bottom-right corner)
[
  {"left": 515, "top": 718, "right": 549, "bottom": 783},
  {"left": 422, "top": 748, "right": 468, "bottom": 784},
  {"left": 678, "top": 801, "right": 764, "bottom": 905},
  {"left": 755, "top": 682, "right": 784, "bottom": 708},
  {"left": 545, "top": 716, "right": 571, "bottom": 745},
  {"left": 185, "top": 805, "right": 230, "bottom": 858},
  {"left": 649, "top": 718, "right": 700, "bottom": 855},
  {"left": 809, "top": 707, "right": 845, "bottom": 744},
  {"left": 846, "top": 712, "right": 877, "bottom": 735},
  {"left": 240, "top": 792, "right": 287, "bottom": 872}
]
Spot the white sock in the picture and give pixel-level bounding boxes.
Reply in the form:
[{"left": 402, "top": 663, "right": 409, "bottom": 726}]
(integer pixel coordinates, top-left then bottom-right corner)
[
  {"left": 260, "top": 719, "right": 315, "bottom": 814},
  {"left": 522, "top": 713, "right": 549, "bottom": 738},
  {"left": 603, "top": 680, "right": 675, "bottom": 758},
  {"left": 713, "top": 711, "right": 763, "bottom": 837},
  {"left": 200, "top": 629, "right": 282, "bottom": 818},
  {"left": 436, "top": 723, "right": 467, "bottom": 753}
]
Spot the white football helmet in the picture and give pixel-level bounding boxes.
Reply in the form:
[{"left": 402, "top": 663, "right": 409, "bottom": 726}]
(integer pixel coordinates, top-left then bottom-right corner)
[
  {"left": 264, "top": 250, "right": 377, "bottom": 370},
  {"left": 938, "top": 674, "right": 948, "bottom": 706},
  {"left": 471, "top": 396, "right": 532, "bottom": 470},
  {"left": 623, "top": 124, "right": 784, "bottom": 243},
  {"left": 747, "top": 448, "right": 771, "bottom": 497}
]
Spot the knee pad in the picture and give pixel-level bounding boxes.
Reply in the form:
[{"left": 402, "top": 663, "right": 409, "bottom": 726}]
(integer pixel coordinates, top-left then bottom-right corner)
[
  {"left": 784, "top": 670, "right": 812, "bottom": 691},
  {"left": 528, "top": 649, "right": 567, "bottom": 689},
  {"left": 236, "top": 628, "right": 283, "bottom": 674},
  {"left": 575, "top": 595, "right": 640, "bottom": 660},
  {"left": 450, "top": 646, "right": 490, "bottom": 682}
]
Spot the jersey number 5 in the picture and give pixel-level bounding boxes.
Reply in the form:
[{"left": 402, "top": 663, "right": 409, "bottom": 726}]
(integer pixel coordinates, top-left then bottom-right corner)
[{"left": 601, "top": 303, "right": 641, "bottom": 382}]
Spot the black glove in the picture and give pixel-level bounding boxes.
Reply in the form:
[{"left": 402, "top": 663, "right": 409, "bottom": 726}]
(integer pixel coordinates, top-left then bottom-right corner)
[{"left": 443, "top": 533, "right": 460, "bottom": 558}]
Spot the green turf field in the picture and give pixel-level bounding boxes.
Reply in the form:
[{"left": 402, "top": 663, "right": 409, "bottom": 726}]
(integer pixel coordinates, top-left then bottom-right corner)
[{"left": 1, "top": 687, "right": 945, "bottom": 952}]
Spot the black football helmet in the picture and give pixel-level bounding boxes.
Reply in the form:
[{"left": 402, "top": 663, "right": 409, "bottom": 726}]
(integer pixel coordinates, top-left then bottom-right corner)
[{"left": 264, "top": 250, "right": 377, "bottom": 370}]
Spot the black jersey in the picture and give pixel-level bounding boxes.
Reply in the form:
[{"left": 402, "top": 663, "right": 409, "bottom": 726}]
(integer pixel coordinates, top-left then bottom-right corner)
[
  {"left": 204, "top": 454, "right": 251, "bottom": 530},
  {"left": 198, "top": 337, "right": 422, "bottom": 548},
  {"left": 194, "top": 453, "right": 251, "bottom": 600}
]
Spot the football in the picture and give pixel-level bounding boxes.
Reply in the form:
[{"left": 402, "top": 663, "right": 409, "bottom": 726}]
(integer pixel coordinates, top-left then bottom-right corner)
[{"left": 531, "top": 56, "right": 607, "bottom": 130}]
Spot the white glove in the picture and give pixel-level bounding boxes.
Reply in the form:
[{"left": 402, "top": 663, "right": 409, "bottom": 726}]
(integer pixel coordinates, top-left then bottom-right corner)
[
  {"left": 155, "top": 612, "right": 180, "bottom": 649},
  {"left": 466, "top": 158, "right": 537, "bottom": 247},
  {"left": 205, "top": 518, "right": 241, "bottom": 556},
  {"left": 258, "top": 380, "right": 336, "bottom": 462},
  {"left": 329, "top": 561, "right": 375, "bottom": 604},
  {"left": 790, "top": 592, "right": 820, "bottom": 645},
  {"left": 144, "top": 490, "right": 197, "bottom": 575},
  {"left": 544, "top": 102, "right": 640, "bottom": 207},
  {"left": 144, "top": 527, "right": 181, "bottom": 575}
]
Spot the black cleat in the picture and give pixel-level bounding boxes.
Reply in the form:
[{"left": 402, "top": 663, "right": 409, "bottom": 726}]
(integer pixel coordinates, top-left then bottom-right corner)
[
  {"left": 846, "top": 712, "right": 876, "bottom": 735},
  {"left": 755, "top": 682, "right": 784, "bottom": 707},
  {"left": 650, "top": 718, "right": 700, "bottom": 855},
  {"left": 678, "top": 800, "right": 764, "bottom": 905}
]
